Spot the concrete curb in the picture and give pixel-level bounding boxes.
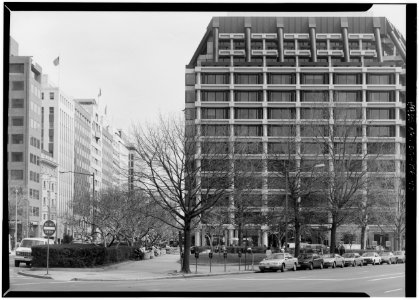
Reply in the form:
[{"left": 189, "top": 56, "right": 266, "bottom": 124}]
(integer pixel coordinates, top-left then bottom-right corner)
[{"left": 17, "top": 270, "right": 255, "bottom": 281}]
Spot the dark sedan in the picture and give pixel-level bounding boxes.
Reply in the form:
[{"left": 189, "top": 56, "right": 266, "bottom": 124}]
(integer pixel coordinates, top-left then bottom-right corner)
[{"left": 298, "top": 253, "right": 324, "bottom": 270}]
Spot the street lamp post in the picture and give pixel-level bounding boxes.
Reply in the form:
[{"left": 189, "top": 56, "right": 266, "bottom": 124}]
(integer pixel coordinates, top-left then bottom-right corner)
[
  {"left": 15, "top": 188, "right": 18, "bottom": 249},
  {"left": 283, "top": 163, "right": 325, "bottom": 253},
  {"left": 59, "top": 171, "right": 95, "bottom": 238}
]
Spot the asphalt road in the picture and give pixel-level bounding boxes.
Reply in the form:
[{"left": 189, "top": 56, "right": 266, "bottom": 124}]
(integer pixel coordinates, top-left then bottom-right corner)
[{"left": 5, "top": 255, "right": 405, "bottom": 297}]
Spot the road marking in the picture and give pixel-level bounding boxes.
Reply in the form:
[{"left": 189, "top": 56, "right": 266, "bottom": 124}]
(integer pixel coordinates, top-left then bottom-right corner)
[
  {"left": 12, "top": 281, "right": 77, "bottom": 286},
  {"left": 368, "top": 276, "right": 405, "bottom": 282},
  {"left": 384, "top": 288, "right": 402, "bottom": 293}
]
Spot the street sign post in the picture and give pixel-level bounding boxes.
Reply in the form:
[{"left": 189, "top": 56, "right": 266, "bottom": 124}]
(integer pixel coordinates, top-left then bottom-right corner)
[{"left": 43, "top": 220, "right": 56, "bottom": 275}]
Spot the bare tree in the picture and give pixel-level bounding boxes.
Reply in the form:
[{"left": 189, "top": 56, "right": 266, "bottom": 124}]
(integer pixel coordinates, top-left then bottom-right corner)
[{"left": 131, "top": 114, "right": 233, "bottom": 273}]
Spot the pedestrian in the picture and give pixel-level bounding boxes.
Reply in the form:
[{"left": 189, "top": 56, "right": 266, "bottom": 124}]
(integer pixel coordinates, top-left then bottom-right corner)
[
  {"left": 338, "top": 243, "right": 345, "bottom": 256},
  {"left": 265, "top": 246, "right": 272, "bottom": 257}
]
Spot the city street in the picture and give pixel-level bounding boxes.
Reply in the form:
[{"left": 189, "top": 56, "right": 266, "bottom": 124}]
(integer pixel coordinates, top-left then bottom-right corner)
[{"left": 6, "top": 254, "right": 405, "bottom": 297}]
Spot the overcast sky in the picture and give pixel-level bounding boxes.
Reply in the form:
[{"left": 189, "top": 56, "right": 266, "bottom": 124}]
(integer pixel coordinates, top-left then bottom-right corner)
[{"left": 9, "top": 4, "right": 406, "bottom": 133}]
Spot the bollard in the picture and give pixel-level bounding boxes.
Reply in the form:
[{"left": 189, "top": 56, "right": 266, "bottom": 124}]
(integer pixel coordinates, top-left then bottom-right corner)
[
  {"left": 209, "top": 252, "right": 213, "bottom": 273},
  {"left": 238, "top": 250, "right": 242, "bottom": 271},
  {"left": 252, "top": 253, "right": 254, "bottom": 271},
  {"left": 244, "top": 250, "right": 247, "bottom": 270}
]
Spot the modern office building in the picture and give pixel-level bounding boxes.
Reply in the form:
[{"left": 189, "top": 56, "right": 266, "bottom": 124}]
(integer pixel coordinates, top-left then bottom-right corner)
[
  {"left": 101, "top": 125, "right": 115, "bottom": 189},
  {"left": 186, "top": 16, "right": 405, "bottom": 249},
  {"left": 113, "top": 129, "right": 130, "bottom": 188},
  {"left": 8, "top": 37, "right": 43, "bottom": 240}
]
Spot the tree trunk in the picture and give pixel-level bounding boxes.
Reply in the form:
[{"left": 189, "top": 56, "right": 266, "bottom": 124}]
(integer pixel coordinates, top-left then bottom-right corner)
[
  {"left": 238, "top": 223, "right": 243, "bottom": 247},
  {"left": 330, "top": 222, "right": 337, "bottom": 252},
  {"left": 360, "top": 225, "right": 367, "bottom": 250},
  {"left": 181, "top": 220, "right": 192, "bottom": 273},
  {"left": 294, "top": 221, "right": 301, "bottom": 258}
]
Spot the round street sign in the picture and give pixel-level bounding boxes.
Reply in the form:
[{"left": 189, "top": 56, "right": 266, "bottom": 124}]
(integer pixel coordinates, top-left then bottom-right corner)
[{"left": 43, "top": 220, "right": 56, "bottom": 236}]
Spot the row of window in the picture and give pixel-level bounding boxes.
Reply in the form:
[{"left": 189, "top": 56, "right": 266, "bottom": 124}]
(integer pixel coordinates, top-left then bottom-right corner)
[
  {"left": 29, "top": 206, "right": 40, "bottom": 217},
  {"left": 201, "top": 90, "right": 398, "bottom": 103},
  {"left": 201, "top": 124, "right": 401, "bottom": 137},
  {"left": 217, "top": 40, "right": 377, "bottom": 51},
  {"left": 201, "top": 108, "right": 396, "bottom": 120},
  {"left": 201, "top": 73, "right": 395, "bottom": 85},
  {"left": 29, "top": 171, "right": 40, "bottom": 183},
  {"left": 201, "top": 141, "right": 397, "bottom": 155},
  {"left": 29, "top": 188, "right": 40, "bottom": 200},
  {"left": 30, "top": 153, "right": 40, "bottom": 165}
]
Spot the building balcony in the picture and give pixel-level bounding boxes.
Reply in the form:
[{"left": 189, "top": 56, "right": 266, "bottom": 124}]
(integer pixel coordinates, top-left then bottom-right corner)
[
  {"left": 316, "top": 33, "right": 342, "bottom": 40},
  {"left": 350, "top": 50, "right": 377, "bottom": 56},
  {"left": 284, "top": 33, "right": 309, "bottom": 40},
  {"left": 219, "top": 33, "right": 245, "bottom": 39},
  {"left": 251, "top": 49, "right": 278, "bottom": 56},
  {"left": 284, "top": 49, "right": 311, "bottom": 56},
  {"left": 348, "top": 33, "right": 374, "bottom": 40},
  {"left": 219, "top": 49, "right": 246, "bottom": 56},
  {"left": 251, "top": 33, "right": 277, "bottom": 39},
  {"left": 317, "top": 50, "right": 344, "bottom": 56}
]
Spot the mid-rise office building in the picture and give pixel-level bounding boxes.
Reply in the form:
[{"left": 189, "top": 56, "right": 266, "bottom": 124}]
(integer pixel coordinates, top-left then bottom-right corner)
[{"left": 186, "top": 16, "right": 405, "bottom": 248}]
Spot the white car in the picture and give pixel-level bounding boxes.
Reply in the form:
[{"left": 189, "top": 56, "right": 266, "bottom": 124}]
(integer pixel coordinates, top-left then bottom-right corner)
[
  {"left": 15, "top": 238, "right": 50, "bottom": 267},
  {"left": 259, "top": 253, "right": 298, "bottom": 272},
  {"left": 361, "top": 252, "right": 382, "bottom": 265}
]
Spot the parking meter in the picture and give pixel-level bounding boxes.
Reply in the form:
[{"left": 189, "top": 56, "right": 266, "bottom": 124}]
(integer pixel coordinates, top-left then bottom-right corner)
[
  {"left": 238, "top": 250, "right": 242, "bottom": 270},
  {"left": 181, "top": 252, "right": 184, "bottom": 259},
  {"left": 209, "top": 252, "right": 213, "bottom": 259},
  {"left": 238, "top": 250, "right": 242, "bottom": 258},
  {"left": 223, "top": 251, "right": 227, "bottom": 259},
  {"left": 195, "top": 251, "right": 199, "bottom": 259}
]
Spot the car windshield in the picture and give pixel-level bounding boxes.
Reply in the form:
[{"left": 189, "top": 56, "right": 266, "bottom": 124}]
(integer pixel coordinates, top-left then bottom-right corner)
[
  {"left": 343, "top": 253, "right": 354, "bottom": 258},
  {"left": 322, "top": 254, "right": 335, "bottom": 258},
  {"left": 20, "top": 240, "right": 45, "bottom": 247},
  {"left": 268, "top": 253, "right": 285, "bottom": 260},
  {"left": 362, "top": 252, "right": 375, "bottom": 257},
  {"left": 394, "top": 251, "right": 404, "bottom": 255},
  {"left": 298, "top": 254, "right": 312, "bottom": 259},
  {"left": 379, "top": 252, "right": 390, "bottom": 255}
]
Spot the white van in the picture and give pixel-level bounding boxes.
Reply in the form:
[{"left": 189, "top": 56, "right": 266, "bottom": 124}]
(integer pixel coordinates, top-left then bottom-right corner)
[{"left": 15, "top": 238, "right": 50, "bottom": 267}]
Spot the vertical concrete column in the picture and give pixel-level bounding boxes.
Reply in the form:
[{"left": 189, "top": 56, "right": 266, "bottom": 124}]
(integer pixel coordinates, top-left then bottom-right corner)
[
  {"left": 245, "top": 17, "right": 252, "bottom": 63},
  {"left": 341, "top": 17, "right": 350, "bottom": 62},
  {"left": 262, "top": 230, "right": 268, "bottom": 247},
  {"left": 389, "top": 31, "right": 406, "bottom": 62},
  {"left": 309, "top": 17, "right": 317, "bottom": 62},
  {"left": 276, "top": 17, "right": 285, "bottom": 62},
  {"left": 229, "top": 228, "right": 235, "bottom": 246},
  {"left": 195, "top": 230, "right": 201, "bottom": 246},
  {"left": 213, "top": 17, "right": 220, "bottom": 63},
  {"left": 373, "top": 18, "right": 383, "bottom": 63}
]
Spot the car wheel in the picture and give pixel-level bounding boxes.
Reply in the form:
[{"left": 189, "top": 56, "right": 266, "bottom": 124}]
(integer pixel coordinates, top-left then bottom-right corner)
[
  {"left": 332, "top": 262, "right": 336, "bottom": 269},
  {"left": 293, "top": 263, "right": 297, "bottom": 271},
  {"left": 14, "top": 261, "right": 19, "bottom": 267},
  {"left": 260, "top": 269, "right": 265, "bottom": 273},
  {"left": 281, "top": 264, "right": 285, "bottom": 272},
  {"left": 26, "top": 262, "right": 31, "bottom": 267},
  {"left": 309, "top": 263, "right": 314, "bottom": 270},
  {"left": 320, "top": 263, "right": 323, "bottom": 269},
  {"left": 341, "top": 262, "right": 344, "bottom": 268}
]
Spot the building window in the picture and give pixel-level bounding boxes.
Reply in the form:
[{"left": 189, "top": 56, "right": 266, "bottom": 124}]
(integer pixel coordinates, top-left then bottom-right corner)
[
  {"left": 367, "top": 143, "right": 395, "bottom": 154},
  {"left": 11, "top": 152, "right": 24, "bottom": 162},
  {"left": 251, "top": 40, "right": 263, "bottom": 49},
  {"left": 268, "top": 142, "right": 295, "bottom": 154},
  {"left": 367, "top": 108, "right": 395, "bottom": 120},
  {"left": 201, "top": 73, "right": 229, "bottom": 84},
  {"left": 335, "top": 125, "right": 362, "bottom": 137},
  {"left": 201, "top": 91, "right": 229, "bottom": 102},
  {"left": 11, "top": 117, "right": 24, "bottom": 126},
  {"left": 366, "top": 91, "right": 395, "bottom": 102},
  {"left": 234, "top": 73, "right": 262, "bottom": 84},
  {"left": 234, "top": 108, "right": 263, "bottom": 119},
  {"left": 367, "top": 74, "right": 395, "bottom": 85},
  {"left": 234, "top": 142, "right": 263, "bottom": 154},
  {"left": 268, "top": 108, "right": 296, "bottom": 119},
  {"left": 10, "top": 170, "right": 24, "bottom": 180},
  {"left": 201, "top": 141, "right": 229, "bottom": 154},
  {"left": 268, "top": 91, "right": 296, "bottom": 102},
  {"left": 300, "top": 108, "right": 329, "bottom": 119},
  {"left": 283, "top": 41, "right": 295, "bottom": 49},
  {"left": 334, "top": 74, "right": 362, "bottom": 84},
  {"left": 233, "top": 40, "right": 245, "bottom": 50},
  {"left": 234, "top": 91, "right": 262, "bottom": 102},
  {"left": 11, "top": 81, "right": 24, "bottom": 91},
  {"left": 266, "top": 41, "right": 278, "bottom": 50},
  {"left": 301, "top": 73, "right": 329, "bottom": 84},
  {"left": 49, "top": 92, "right": 55, "bottom": 100},
  {"left": 300, "top": 125, "right": 329, "bottom": 137},
  {"left": 367, "top": 160, "right": 395, "bottom": 172},
  {"left": 362, "top": 41, "right": 376, "bottom": 50},
  {"left": 201, "top": 108, "right": 229, "bottom": 119},
  {"left": 268, "top": 73, "right": 295, "bottom": 84},
  {"left": 316, "top": 41, "right": 327, "bottom": 50},
  {"left": 11, "top": 134, "right": 24, "bottom": 144},
  {"left": 267, "top": 125, "right": 294, "bottom": 136},
  {"left": 219, "top": 40, "right": 231, "bottom": 50},
  {"left": 201, "top": 125, "right": 229, "bottom": 136},
  {"left": 334, "top": 91, "right": 362, "bottom": 102},
  {"left": 9, "top": 63, "right": 24, "bottom": 73},
  {"left": 11, "top": 98, "right": 24, "bottom": 108},
  {"left": 334, "top": 142, "right": 362, "bottom": 154},
  {"left": 349, "top": 41, "right": 359, "bottom": 50},
  {"left": 301, "top": 91, "right": 328, "bottom": 102},
  {"left": 301, "top": 143, "right": 328, "bottom": 154},
  {"left": 334, "top": 108, "right": 362, "bottom": 119},
  {"left": 234, "top": 125, "right": 263, "bottom": 136},
  {"left": 298, "top": 40, "right": 310, "bottom": 50}
]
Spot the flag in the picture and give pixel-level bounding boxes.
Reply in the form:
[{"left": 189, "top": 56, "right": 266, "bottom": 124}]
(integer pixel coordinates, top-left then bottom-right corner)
[
  {"left": 98, "top": 88, "right": 101, "bottom": 97},
  {"left": 53, "top": 56, "right": 60, "bottom": 66}
]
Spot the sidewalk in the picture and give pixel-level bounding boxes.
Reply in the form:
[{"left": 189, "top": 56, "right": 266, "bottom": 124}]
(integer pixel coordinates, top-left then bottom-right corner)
[{"left": 17, "top": 254, "right": 256, "bottom": 281}]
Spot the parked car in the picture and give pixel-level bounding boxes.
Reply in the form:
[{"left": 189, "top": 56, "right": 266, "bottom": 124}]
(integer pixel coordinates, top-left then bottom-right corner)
[
  {"left": 379, "top": 251, "right": 398, "bottom": 264},
  {"left": 15, "top": 238, "right": 50, "bottom": 267},
  {"left": 394, "top": 251, "right": 405, "bottom": 263},
  {"left": 321, "top": 253, "right": 345, "bottom": 268},
  {"left": 342, "top": 253, "right": 363, "bottom": 267},
  {"left": 258, "top": 253, "right": 298, "bottom": 272},
  {"left": 361, "top": 252, "right": 381, "bottom": 265},
  {"left": 298, "top": 253, "right": 324, "bottom": 270}
]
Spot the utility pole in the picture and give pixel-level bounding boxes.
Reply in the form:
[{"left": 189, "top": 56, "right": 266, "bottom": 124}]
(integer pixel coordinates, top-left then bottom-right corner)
[{"left": 15, "top": 188, "right": 18, "bottom": 248}]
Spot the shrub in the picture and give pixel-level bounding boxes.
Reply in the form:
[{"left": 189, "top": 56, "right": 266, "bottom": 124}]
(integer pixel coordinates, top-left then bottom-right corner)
[
  {"left": 32, "top": 244, "right": 134, "bottom": 268},
  {"left": 62, "top": 234, "right": 73, "bottom": 244}
]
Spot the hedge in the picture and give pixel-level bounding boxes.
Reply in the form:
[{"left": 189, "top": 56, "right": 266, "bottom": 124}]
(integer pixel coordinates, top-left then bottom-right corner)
[{"left": 31, "top": 244, "right": 134, "bottom": 268}]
